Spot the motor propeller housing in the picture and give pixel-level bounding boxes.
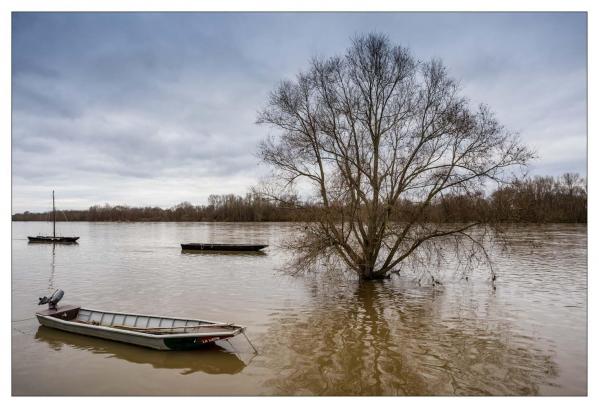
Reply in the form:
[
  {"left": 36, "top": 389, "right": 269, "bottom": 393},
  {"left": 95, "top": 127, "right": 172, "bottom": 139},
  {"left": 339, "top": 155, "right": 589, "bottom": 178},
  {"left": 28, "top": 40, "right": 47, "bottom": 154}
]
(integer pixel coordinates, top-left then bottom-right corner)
[{"left": 38, "top": 289, "right": 64, "bottom": 310}]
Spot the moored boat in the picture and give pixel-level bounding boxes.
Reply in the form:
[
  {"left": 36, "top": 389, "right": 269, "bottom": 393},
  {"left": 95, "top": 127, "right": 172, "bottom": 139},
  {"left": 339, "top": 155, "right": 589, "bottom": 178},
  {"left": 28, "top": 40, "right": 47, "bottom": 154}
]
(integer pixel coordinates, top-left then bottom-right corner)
[
  {"left": 35, "top": 290, "right": 245, "bottom": 351},
  {"left": 28, "top": 236, "right": 79, "bottom": 243},
  {"left": 180, "top": 243, "right": 268, "bottom": 251},
  {"left": 27, "top": 190, "right": 79, "bottom": 244}
]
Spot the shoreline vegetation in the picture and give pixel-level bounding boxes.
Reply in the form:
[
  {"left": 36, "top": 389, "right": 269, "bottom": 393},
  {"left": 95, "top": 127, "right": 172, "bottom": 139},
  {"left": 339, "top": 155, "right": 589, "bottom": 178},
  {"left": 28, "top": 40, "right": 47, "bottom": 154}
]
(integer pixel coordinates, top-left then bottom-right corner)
[{"left": 13, "top": 173, "right": 586, "bottom": 224}]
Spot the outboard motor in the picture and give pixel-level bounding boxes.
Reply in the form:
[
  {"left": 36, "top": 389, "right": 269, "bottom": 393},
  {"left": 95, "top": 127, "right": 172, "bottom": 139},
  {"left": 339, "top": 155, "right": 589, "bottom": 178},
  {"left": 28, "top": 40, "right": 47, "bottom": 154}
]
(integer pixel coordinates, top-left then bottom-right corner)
[{"left": 38, "top": 289, "right": 64, "bottom": 310}]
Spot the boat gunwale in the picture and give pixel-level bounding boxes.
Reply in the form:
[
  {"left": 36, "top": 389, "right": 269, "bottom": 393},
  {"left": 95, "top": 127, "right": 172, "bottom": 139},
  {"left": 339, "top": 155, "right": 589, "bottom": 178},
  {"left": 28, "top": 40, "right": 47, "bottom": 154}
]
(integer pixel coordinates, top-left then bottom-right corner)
[
  {"left": 36, "top": 307, "right": 245, "bottom": 339},
  {"left": 28, "top": 236, "right": 80, "bottom": 239}
]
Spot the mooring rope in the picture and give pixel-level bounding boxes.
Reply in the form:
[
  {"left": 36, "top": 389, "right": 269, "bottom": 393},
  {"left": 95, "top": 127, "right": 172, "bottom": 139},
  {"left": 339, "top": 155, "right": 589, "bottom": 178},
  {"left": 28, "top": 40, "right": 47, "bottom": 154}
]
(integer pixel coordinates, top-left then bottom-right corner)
[
  {"left": 12, "top": 327, "right": 34, "bottom": 335},
  {"left": 242, "top": 330, "right": 259, "bottom": 355},
  {"left": 11, "top": 316, "right": 36, "bottom": 323},
  {"left": 225, "top": 339, "right": 238, "bottom": 352}
]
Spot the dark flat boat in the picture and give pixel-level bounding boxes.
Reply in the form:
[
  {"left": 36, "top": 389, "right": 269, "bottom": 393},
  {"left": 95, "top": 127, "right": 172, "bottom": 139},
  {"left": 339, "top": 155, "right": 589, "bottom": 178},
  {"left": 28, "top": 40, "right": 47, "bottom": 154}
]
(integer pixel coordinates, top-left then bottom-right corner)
[
  {"left": 28, "top": 235, "right": 79, "bottom": 243},
  {"left": 35, "top": 290, "right": 246, "bottom": 351},
  {"left": 27, "top": 190, "right": 79, "bottom": 244},
  {"left": 180, "top": 243, "right": 268, "bottom": 252}
]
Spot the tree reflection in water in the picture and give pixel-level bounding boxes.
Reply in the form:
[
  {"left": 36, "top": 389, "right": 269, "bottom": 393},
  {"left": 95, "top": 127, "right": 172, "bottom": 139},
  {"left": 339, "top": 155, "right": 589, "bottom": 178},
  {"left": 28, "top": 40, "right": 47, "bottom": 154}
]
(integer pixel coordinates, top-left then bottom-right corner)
[{"left": 259, "top": 280, "right": 558, "bottom": 395}]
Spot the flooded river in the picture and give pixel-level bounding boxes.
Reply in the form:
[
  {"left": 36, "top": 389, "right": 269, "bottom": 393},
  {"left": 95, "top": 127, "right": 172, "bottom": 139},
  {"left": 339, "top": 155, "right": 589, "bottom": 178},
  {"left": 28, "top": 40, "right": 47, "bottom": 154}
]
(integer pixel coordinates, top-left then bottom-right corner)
[{"left": 11, "top": 222, "right": 587, "bottom": 395}]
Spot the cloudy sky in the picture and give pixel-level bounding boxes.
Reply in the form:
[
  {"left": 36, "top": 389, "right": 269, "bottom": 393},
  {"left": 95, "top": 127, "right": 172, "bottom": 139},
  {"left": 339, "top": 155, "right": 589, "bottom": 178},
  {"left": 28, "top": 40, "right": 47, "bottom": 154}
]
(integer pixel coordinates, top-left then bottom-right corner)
[{"left": 12, "top": 12, "right": 587, "bottom": 213}]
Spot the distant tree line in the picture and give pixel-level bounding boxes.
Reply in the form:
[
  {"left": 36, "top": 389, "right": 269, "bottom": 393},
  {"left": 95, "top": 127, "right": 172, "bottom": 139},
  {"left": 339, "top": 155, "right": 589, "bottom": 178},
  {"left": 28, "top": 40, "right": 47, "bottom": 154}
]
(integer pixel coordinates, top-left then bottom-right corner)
[
  {"left": 486, "top": 172, "right": 587, "bottom": 223},
  {"left": 12, "top": 173, "right": 586, "bottom": 223},
  {"left": 13, "top": 193, "right": 305, "bottom": 222}
]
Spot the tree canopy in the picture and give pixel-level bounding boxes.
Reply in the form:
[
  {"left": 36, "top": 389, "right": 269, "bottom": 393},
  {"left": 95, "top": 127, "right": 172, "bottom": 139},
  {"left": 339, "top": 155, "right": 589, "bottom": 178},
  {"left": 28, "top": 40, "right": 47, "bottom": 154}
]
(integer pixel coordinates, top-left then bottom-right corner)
[{"left": 257, "top": 33, "right": 534, "bottom": 280}]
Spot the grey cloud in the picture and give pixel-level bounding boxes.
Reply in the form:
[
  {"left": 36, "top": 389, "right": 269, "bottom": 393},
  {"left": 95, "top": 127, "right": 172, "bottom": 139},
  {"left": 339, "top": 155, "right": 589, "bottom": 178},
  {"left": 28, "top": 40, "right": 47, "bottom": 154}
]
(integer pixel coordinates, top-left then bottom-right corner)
[{"left": 12, "top": 12, "right": 587, "bottom": 212}]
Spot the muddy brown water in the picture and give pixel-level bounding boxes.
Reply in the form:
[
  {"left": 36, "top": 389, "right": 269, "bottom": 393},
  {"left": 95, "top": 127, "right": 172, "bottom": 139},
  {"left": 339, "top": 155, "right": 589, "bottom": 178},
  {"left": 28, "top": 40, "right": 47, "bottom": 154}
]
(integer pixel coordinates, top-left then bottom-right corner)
[{"left": 11, "top": 222, "right": 586, "bottom": 395}]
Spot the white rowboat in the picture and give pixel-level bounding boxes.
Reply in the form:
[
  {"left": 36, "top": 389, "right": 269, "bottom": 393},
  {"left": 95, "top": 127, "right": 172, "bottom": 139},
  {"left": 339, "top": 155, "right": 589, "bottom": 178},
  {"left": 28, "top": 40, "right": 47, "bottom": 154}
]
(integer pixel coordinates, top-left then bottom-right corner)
[{"left": 36, "top": 304, "right": 245, "bottom": 351}]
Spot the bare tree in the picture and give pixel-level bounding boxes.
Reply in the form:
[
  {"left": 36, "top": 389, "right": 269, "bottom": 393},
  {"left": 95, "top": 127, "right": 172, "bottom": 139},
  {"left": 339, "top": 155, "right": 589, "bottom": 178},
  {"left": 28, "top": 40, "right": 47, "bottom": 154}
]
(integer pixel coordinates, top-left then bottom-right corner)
[
  {"left": 561, "top": 172, "right": 586, "bottom": 197},
  {"left": 258, "top": 33, "right": 533, "bottom": 280}
]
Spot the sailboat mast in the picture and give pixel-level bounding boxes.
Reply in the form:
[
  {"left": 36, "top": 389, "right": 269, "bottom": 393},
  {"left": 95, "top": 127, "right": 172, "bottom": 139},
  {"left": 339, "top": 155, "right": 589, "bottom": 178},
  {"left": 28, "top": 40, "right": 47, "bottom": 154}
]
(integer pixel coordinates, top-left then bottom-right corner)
[{"left": 52, "top": 190, "right": 56, "bottom": 238}]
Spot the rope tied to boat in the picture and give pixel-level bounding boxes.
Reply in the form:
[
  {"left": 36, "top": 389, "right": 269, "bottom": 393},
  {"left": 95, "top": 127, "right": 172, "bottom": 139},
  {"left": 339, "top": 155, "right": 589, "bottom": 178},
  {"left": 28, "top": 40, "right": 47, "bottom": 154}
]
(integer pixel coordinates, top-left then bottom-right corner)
[
  {"left": 12, "top": 327, "right": 35, "bottom": 335},
  {"left": 241, "top": 329, "right": 259, "bottom": 355},
  {"left": 11, "top": 317, "right": 37, "bottom": 335},
  {"left": 11, "top": 316, "right": 36, "bottom": 323}
]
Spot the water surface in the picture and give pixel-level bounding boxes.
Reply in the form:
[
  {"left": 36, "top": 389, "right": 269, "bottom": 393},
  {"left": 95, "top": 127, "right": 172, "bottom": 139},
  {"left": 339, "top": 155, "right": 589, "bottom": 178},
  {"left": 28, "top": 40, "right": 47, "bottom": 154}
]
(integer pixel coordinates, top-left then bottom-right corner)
[{"left": 11, "top": 222, "right": 587, "bottom": 395}]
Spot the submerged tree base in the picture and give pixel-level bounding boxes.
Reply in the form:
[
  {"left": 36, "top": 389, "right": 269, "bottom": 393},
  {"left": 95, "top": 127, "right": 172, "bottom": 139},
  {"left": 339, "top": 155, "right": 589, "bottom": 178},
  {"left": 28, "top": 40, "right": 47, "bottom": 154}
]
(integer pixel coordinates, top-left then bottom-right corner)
[{"left": 359, "top": 274, "right": 392, "bottom": 281}]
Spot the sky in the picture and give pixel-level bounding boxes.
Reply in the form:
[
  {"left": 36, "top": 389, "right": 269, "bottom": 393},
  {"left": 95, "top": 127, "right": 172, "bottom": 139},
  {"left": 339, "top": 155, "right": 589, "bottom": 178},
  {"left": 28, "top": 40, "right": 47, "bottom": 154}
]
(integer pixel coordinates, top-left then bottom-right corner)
[{"left": 11, "top": 12, "right": 587, "bottom": 213}]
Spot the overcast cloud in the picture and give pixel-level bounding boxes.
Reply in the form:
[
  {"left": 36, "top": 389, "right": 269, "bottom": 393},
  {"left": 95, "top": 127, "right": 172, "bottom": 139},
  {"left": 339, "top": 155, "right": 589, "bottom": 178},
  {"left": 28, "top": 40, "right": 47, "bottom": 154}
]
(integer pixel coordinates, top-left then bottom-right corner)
[{"left": 12, "top": 12, "right": 587, "bottom": 212}]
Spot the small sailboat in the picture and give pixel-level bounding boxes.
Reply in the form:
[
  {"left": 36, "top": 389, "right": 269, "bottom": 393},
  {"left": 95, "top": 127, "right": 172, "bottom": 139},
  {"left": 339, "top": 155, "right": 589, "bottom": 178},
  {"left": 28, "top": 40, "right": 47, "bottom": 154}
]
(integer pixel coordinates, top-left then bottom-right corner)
[{"left": 27, "top": 190, "right": 79, "bottom": 243}]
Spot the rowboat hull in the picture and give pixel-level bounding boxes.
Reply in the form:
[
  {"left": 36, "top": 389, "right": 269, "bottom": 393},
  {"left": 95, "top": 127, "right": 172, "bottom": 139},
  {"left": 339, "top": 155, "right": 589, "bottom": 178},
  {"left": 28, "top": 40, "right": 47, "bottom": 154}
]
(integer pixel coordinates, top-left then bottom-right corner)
[
  {"left": 180, "top": 243, "right": 268, "bottom": 251},
  {"left": 28, "top": 236, "right": 79, "bottom": 243},
  {"left": 36, "top": 305, "right": 244, "bottom": 351}
]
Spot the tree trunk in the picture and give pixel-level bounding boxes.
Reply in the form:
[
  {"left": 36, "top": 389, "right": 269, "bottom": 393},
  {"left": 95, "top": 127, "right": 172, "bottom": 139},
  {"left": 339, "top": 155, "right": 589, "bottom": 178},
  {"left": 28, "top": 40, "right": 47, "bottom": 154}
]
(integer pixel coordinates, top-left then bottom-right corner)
[{"left": 359, "top": 263, "right": 389, "bottom": 281}]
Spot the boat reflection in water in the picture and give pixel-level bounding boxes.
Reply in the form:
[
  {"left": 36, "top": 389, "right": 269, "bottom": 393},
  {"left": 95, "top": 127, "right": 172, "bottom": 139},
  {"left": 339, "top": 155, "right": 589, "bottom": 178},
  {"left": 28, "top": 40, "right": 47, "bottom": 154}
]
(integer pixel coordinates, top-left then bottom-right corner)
[
  {"left": 28, "top": 240, "right": 79, "bottom": 245},
  {"left": 35, "top": 326, "right": 246, "bottom": 375}
]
